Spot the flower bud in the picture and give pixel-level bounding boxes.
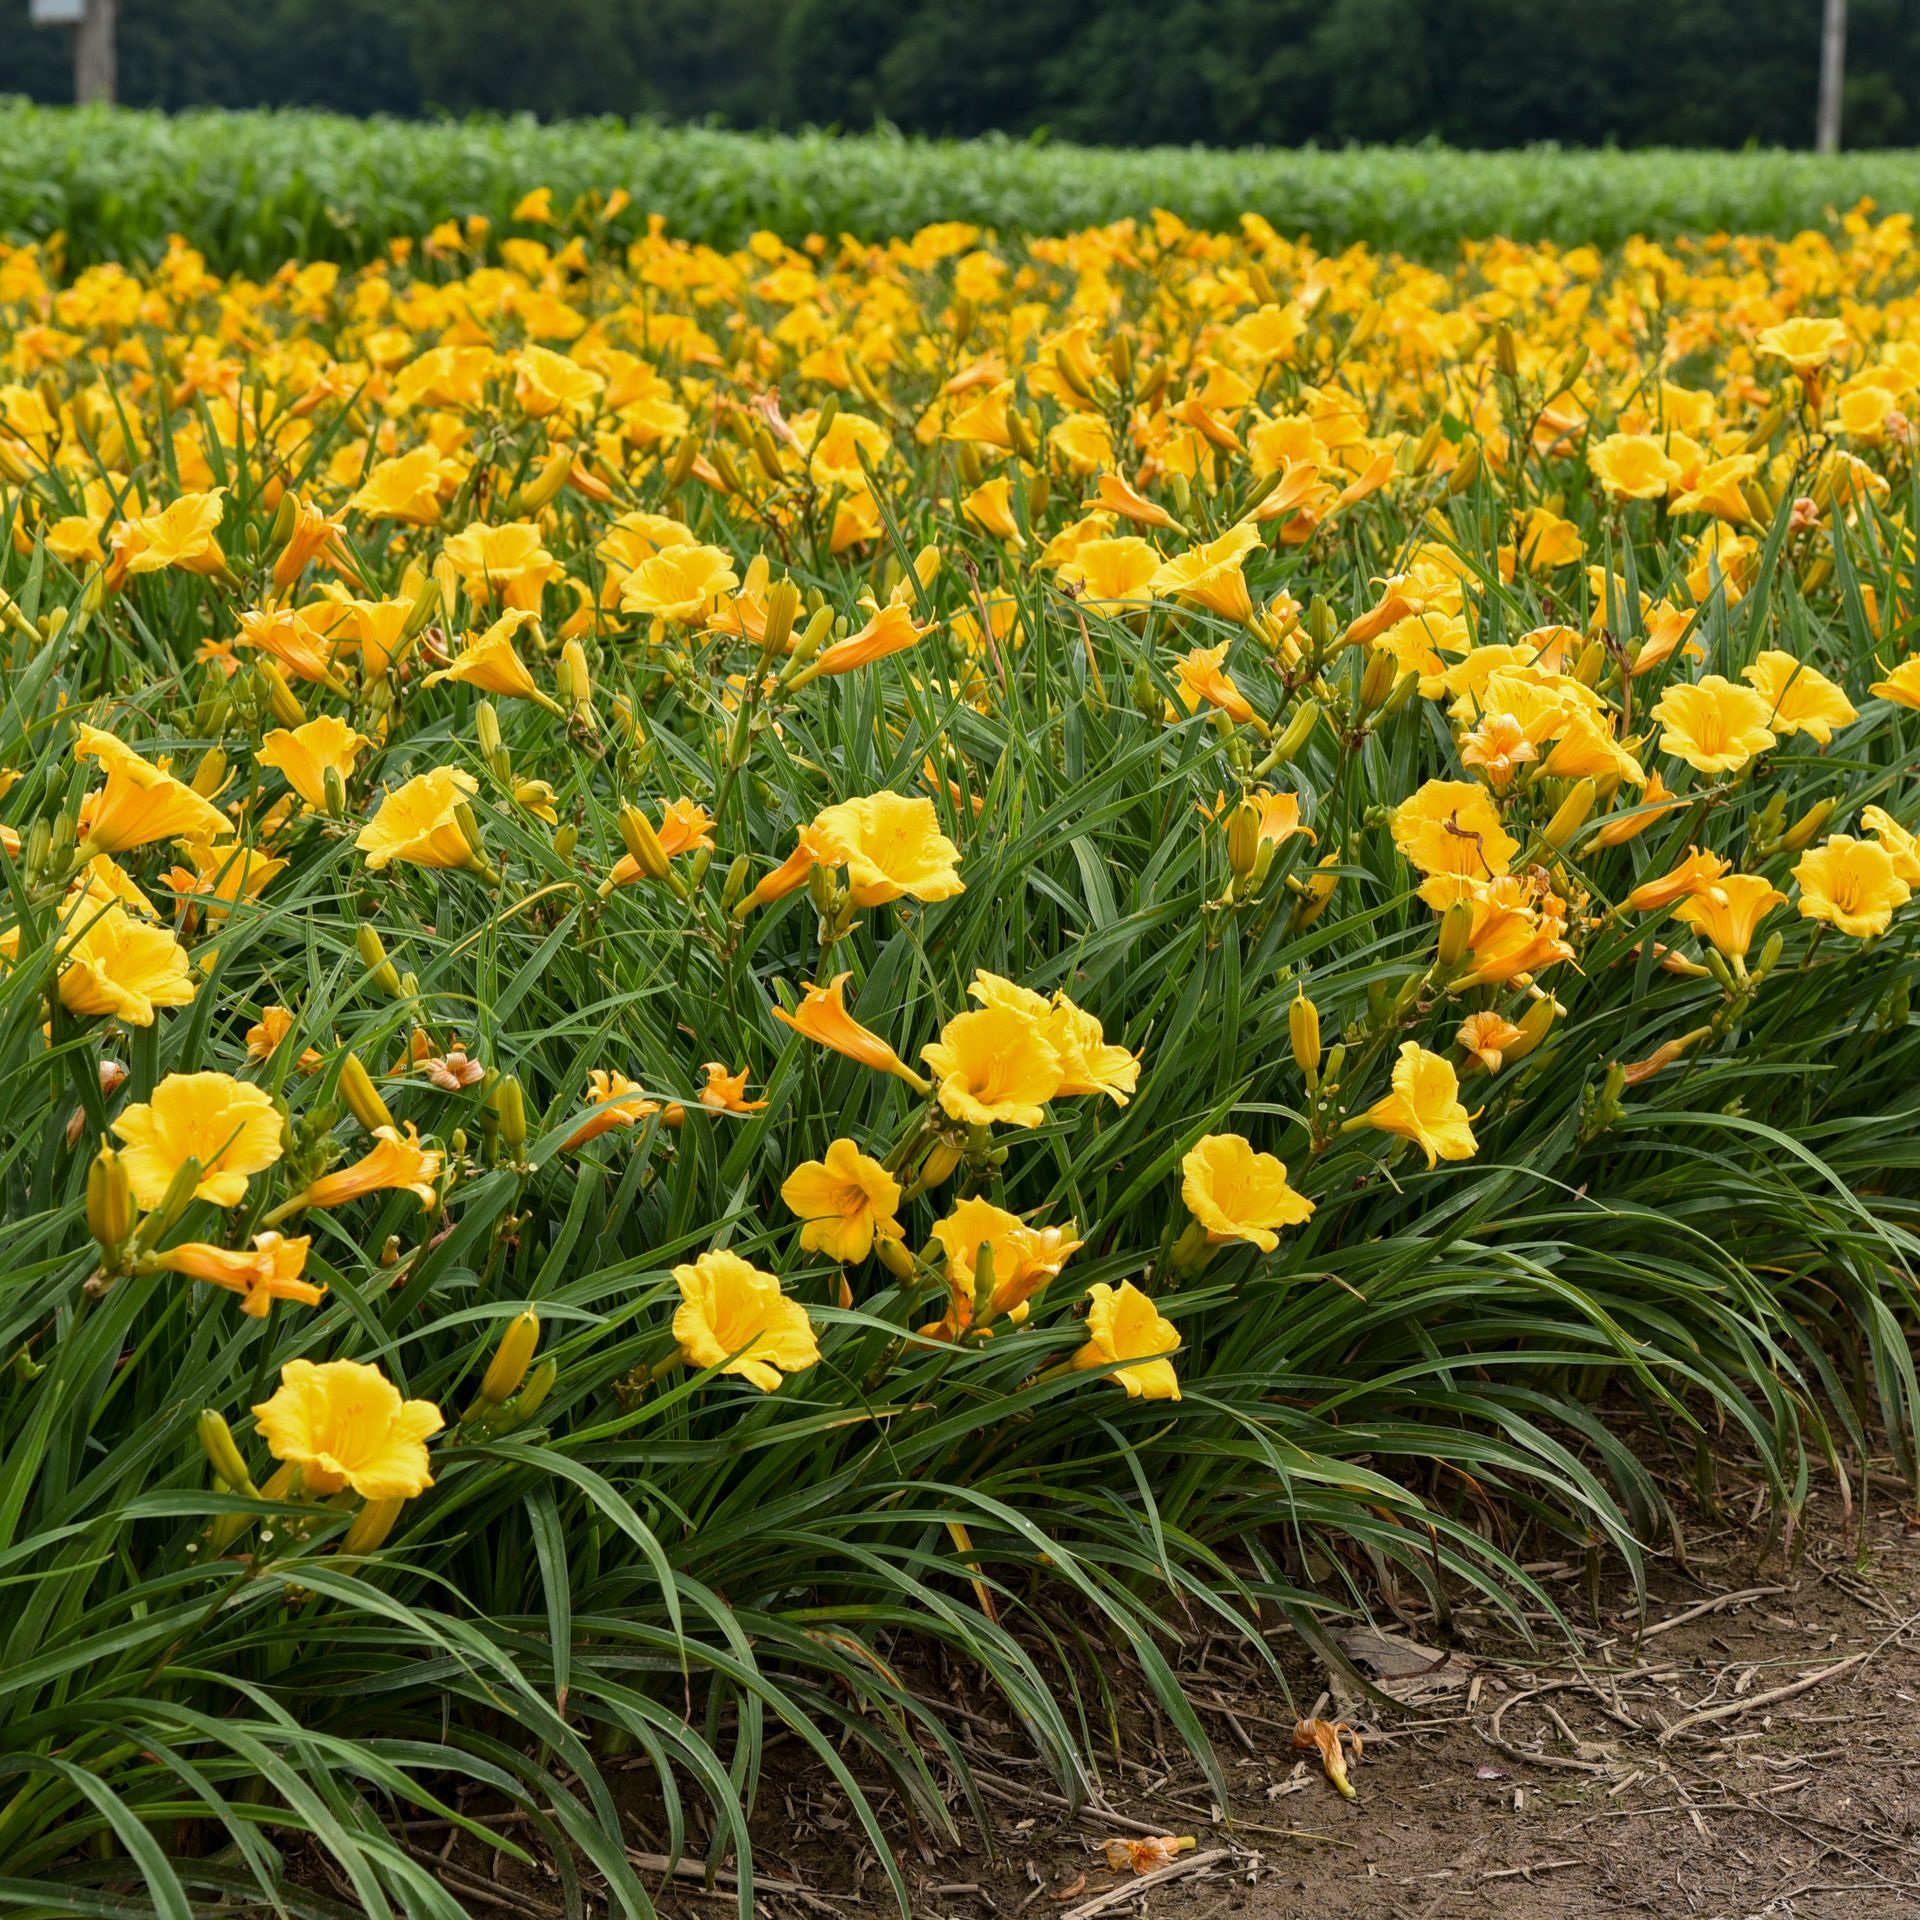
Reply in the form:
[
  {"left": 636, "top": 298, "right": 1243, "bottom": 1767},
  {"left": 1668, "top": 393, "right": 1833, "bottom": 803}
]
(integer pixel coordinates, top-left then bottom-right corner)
[
  {"left": 1502, "top": 994, "right": 1560, "bottom": 1064},
  {"left": 190, "top": 746, "right": 227, "bottom": 798},
  {"left": 475, "top": 700, "right": 509, "bottom": 780},
  {"left": 665, "top": 434, "right": 700, "bottom": 490},
  {"left": 356, "top": 924, "right": 405, "bottom": 998},
  {"left": 1446, "top": 441, "right": 1482, "bottom": 495},
  {"left": 340, "top": 1496, "right": 406, "bottom": 1556},
  {"left": 452, "top": 800, "right": 490, "bottom": 872},
  {"left": 874, "top": 1234, "right": 916, "bottom": 1281},
  {"left": 559, "top": 638, "right": 593, "bottom": 719},
  {"left": 515, "top": 446, "right": 574, "bottom": 515},
  {"left": 554, "top": 821, "right": 578, "bottom": 861},
  {"left": 401, "top": 576, "right": 442, "bottom": 646},
  {"left": 1289, "top": 988, "right": 1322, "bottom": 1084},
  {"left": 144, "top": 1154, "right": 205, "bottom": 1244},
  {"left": 1494, "top": 322, "right": 1519, "bottom": 380},
  {"left": 1543, "top": 777, "right": 1597, "bottom": 851},
  {"left": 1779, "top": 796, "right": 1836, "bottom": 854},
  {"left": 1436, "top": 898, "right": 1474, "bottom": 968},
  {"left": 265, "top": 488, "right": 300, "bottom": 556},
  {"left": 508, "top": 1357, "right": 558, "bottom": 1424},
  {"left": 1268, "top": 698, "right": 1321, "bottom": 768},
  {"left": 198, "top": 1408, "right": 257, "bottom": 1495},
  {"left": 1226, "top": 799, "right": 1261, "bottom": 885},
  {"left": 258, "top": 661, "right": 306, "bottom": 729},
  {"left": 720, "top": 853, "right": 751, "bottom": 914},
  {"left": 1358, "top": 646, "right": 1399, "bottom": 714},
  {"left": 87, "top": 1142, "right": 136, "bottom": 1255},
  {"left": 480, "top": 1308, "right": 540, "bottom": 1404},
  {"left": 616, "top": 803, "right": 675, "bottom": 886},
  {"left": 491, "top": 1073, "right": 528, "bottom": 1156},
  {"left": 1755, "top": 930, "right": 1785, "bottom": 978},
  {"left": 338, "top": 1050, "right": 394, "bottom": 1134},
  {"left": 319, "top": 763, "right": 347, "bottom": 819}
]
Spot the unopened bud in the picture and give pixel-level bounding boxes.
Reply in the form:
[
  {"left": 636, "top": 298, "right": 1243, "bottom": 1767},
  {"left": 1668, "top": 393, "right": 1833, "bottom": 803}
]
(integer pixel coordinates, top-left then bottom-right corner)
[
  {"left": 1358, "top": 646, "right": 1399, "bottom": 714},
  {"left": 338, "top": 1051, "right": 393, "bottom": 1134},
  {"left": 1504, "top": 994, "right": 1559, "bottom": 1064},
  {"left": 452, "top": 799, "right": 489, "bottom": 871},
  {"left": 1494, "top": 322, "right": 1519, "bottom": 380},
  {"left": 340, "top": 1496, "right": 406, "bottom": 1555},
  {"left": 1289, "top": 988, "right": 1322, "bottom": 1083},
  {"left": 1447, "top": 442, "right": 1482, "bottom": 495},
  {"left": 1268, "top": 698, "right": 1321, "bottom": 767},
  {"left": 1780, "top": 796, "right": 1836, "bottom": 853},
  {"left": 1226, "top": 800, "right": 1261, "bottom": 884},
  {"left": 190, "top": 746, "right": 227, "bottom": 797},
  {"left": 479, "top": 1308, "right": 540, "bottom": 1404},
  {"left": 197, "top": 1409, "right": 257, "bottom": 1495},
  {"left": 616, "top": 803, "right": 673, "bottom": 885},
  {"left": 258, "top": 661, "right": 306, "bottom": 729},
  {"left": 1436, "top": 898, "right": 1474, "bottom": 968},
  {"left": 1543, "top": 777, "right": 1597, "bottom": 851},
  {"left": 475, "top": 701, "right": 508, "bottom": 780},
  {"left": 491, "top": 1073, "right": 528, "bottom": 1155},
  {"left": 87, "top": 1142, "right": 136, "bottom": 1254},
  {"left": 356, "top": 924, "right": 405, "bottom": 998}
]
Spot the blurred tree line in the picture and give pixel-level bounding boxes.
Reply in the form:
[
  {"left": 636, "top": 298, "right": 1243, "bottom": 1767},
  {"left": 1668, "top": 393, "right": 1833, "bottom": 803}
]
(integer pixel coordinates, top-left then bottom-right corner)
[{"left": 5, "top": 0, "right": 1920, "bottom": 147}]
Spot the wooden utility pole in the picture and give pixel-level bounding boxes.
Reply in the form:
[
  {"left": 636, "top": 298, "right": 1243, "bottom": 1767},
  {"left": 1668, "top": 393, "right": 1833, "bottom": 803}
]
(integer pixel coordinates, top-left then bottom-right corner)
[
  {"left": 74, "top": 0, "right": 118, "bottom": 105},
  {"left": 1816, "top": 0, "right": 1846, "bottom": 153}
]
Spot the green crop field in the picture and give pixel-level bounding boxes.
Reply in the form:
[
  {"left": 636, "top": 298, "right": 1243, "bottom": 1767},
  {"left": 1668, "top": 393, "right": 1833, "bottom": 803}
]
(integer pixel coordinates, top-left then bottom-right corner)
[{"left": 4, "top": 103, "right": 1920, "bottom": 268}]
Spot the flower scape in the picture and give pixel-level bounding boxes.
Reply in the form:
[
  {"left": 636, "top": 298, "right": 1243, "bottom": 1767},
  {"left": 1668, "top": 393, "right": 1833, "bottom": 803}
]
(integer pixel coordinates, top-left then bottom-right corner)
[{"left": 3, "top": 199, "right": 1920, "bottom": 1912}]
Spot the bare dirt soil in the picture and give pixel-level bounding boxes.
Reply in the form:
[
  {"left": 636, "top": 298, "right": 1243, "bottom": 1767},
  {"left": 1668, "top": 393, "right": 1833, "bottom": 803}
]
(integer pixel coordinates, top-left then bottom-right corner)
[
  {"left": 393, "top": 1450, "right": 1920, "bottom": 1920},
  {"left": 629, "top": 1469, "right": 1920, "bottom": 1920}
]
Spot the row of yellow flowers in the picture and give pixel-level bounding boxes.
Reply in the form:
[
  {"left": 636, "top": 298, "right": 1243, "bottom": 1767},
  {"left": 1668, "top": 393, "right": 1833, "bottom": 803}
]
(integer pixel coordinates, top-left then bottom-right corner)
[{"left": 3, "top": 196, "right": 1917, "bottom": 1556}]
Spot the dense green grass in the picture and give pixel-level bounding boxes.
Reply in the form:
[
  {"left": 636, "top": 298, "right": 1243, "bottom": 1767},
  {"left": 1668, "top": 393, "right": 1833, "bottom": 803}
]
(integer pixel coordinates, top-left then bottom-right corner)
[{"left": 4, "top": 104, "right": 1920, "bottom": 270}]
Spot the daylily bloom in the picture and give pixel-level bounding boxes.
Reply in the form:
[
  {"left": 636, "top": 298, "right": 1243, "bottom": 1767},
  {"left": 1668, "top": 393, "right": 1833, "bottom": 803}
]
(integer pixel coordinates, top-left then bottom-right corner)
[
  {"left": 924, "top": 1194, "right": 1081, "bottom": 1336},
  {"left": 807, "top": 792, "right": 964, "bottom": 907},
  {"left": 780, "top": 1137, "right": 903, "bottom": 1262},
  {"left": 1624, "top": 848, "right": 1730, "bottom": 913},
  {"left": 1740, "top": 651, "right": 1857, "bottom": 746},
  {"left": 285, "top": 1125, "right": 442, "bottom": 1213},
  {"left": 1456, "top": 1010, "right": 1526, "bottom": 1073},
  {"left": 1756, "top": 315, "right": 1849, "bottom": 374},
  {"left": 563, "top": 1070, "right": 659, "bottom": 1149},
  {"left": 73, "top": 724, "right": 232, "bottom": 858},
  {"left": 774, "top": 973, "right": 929, "bottom": 1089},
  {"left": 57, "top": 903, "right": 195, "bottom": 1025},
  {"left": 1070, "top": 1281, "right": 1181, "bottom": 1400},
  {"left": 150, "top": 1231, "right": 323, "bottom": 1318},
  {"left": 1150, "top": 523, "right": 1259, "bottom": 624},
  {"left": 698, "top": 1063, "right": 767, "bottom": 1113},
  {"left": 1360, "top": 1043, "right": 1478, "bottom": 1167},
  {"left": 247, "top": 1005, "right": 324, "bottom": 1070},
  {"left": 423, "top": 610, "right": 560, "bottom": 709},
  {"left": 111, "top": 1071, "right": 285, "bottom": 1210},
  {"left": 1590, "top": 434, "right": 1681, "bottom": 501},
  {"left": 1180, "top": 1133, "right": 1314, "bottom": 1250},
  {"left": 253, "top": 1357, "right": 443, "bottom": 1498},
  {"left": 620, "top": 543, "right": 739, "bottom": 623},
  {"left": 1172, "top": 643, "right": 1258, "bottom": 725},
  {"left": 1391, "top": 780, "right": 1518, "bottom": 909},
  {"left": 807, "top": 600, "right": 928, "bottom": 678},
  {"left": 258, "top": 715, "right": 370, "bottom": 811},
  {"left": 111, "top": 488, "right": 230, "bottom": 581},
  {"left": 1793, "top": 834, "right": 1911, "bottom": 939},
  {"left": 1861, "top": 806, "right": 1920, "bottom": 885},
  {"left": 1869, "top": 659, "right": 1920, "bottom": 710},
  {"left": 672, "top": 1249, "right": 819, "bottom": 1391},
  {"left": 922, "top": 1003, "right": 1064, "bottom": 1128},
  {"left": 1672, "top": 872, "right": 1786, "bottom": 959},
  {"left": 355, "top": 768, "right": 483, "bottom": 871},
  {"left": 1650, "top": 676, "right": 1777, "bottom": 774}
]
